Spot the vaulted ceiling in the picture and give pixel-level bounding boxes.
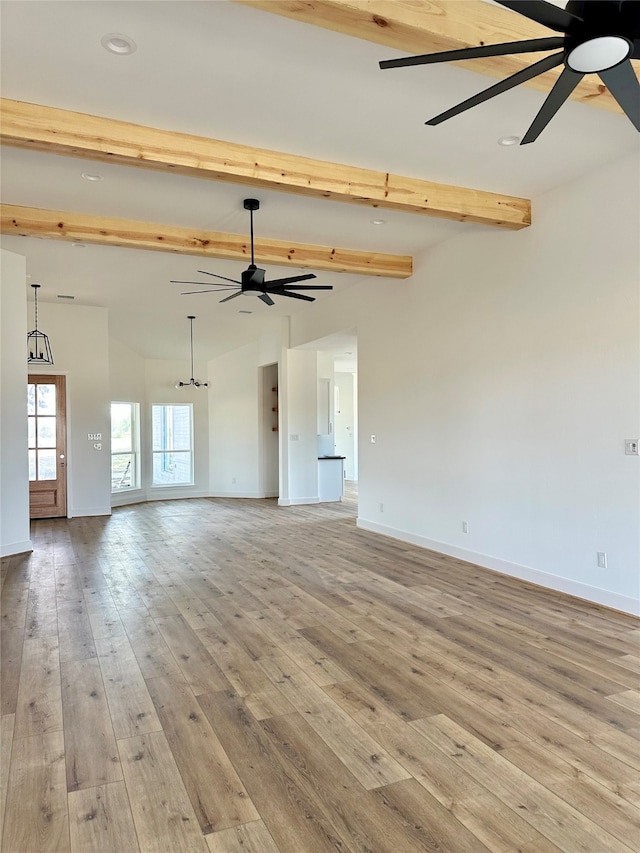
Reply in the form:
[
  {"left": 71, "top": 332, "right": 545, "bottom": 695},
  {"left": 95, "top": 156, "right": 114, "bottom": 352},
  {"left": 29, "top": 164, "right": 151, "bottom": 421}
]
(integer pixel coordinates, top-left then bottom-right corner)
[{"left": 1, "top": 0, "right": 638, "bottom": 360}]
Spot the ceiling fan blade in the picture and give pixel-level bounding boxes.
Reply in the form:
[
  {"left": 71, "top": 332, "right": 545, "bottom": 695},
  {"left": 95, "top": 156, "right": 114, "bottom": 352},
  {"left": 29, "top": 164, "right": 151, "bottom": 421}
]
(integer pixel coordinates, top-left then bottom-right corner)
[
  {"left": 380, "top": 37, "right": 564, "bottom": 70},
  {"left": 171, "top": 280, "right": 221, "bottom": 285},
  {"left": 265, "top": 273, "right": 317, "bottom": 288},
  {"left": 219, "top": 291, "right": 244, "bottom": 304},
  {"left": 258, "top": 293, "right": 275, "bottom": 306},
  {"left": 197, "top": 270, "right": 242, "bottom": 285},
  {"left": 494, "top": 0, "right": 581, "bottom": 32},
  {"left": 181, "top": 288, "right": 239, "bottom": 295},
  {"left": 426, "top": 52, "right": 564, "bottom": 126},
  {"left": 521, "top": 65, "right": 584, "bottom": 144},
  {"left": 274, "top": 291, "right": 315, "bottom": 302},
  {"left": 598, "top": 61, "right": 640, "bottom": 132},
  {"left": 280, "top": 285, "right": 333, "bottom": 291}
]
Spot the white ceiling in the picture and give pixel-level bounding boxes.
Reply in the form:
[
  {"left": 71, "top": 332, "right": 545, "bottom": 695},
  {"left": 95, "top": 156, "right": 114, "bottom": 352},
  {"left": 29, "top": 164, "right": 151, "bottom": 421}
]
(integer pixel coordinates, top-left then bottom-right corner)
[{"left": 1, "top": 0, "right": 638, "bottom": 361}]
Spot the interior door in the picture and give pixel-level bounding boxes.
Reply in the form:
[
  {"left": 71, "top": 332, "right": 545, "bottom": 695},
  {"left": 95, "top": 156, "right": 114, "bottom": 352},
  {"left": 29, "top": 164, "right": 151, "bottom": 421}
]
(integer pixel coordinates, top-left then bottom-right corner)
[{"left": 28, "top": 374, "right": 67, "bottom": 518}]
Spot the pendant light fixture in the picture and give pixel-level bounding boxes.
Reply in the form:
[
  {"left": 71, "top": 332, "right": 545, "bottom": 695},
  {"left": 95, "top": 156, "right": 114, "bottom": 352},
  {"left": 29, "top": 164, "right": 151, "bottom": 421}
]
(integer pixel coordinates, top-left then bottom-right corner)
[
  {"left": 27, "top": 284, "right": 55, "bottom": 365},
  {"left": 175, "top": 315, "right": 209, "bottom": 388}
]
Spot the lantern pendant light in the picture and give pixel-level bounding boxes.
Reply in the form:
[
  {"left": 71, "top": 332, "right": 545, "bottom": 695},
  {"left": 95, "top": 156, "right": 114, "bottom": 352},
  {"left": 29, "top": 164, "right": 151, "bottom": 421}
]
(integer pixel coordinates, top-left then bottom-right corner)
[
  {"left": 27, "top": 284, "right": 54, "bottom": 365},
  {"left": 175, "top": 315, "right": 209, "bottom": 388}
]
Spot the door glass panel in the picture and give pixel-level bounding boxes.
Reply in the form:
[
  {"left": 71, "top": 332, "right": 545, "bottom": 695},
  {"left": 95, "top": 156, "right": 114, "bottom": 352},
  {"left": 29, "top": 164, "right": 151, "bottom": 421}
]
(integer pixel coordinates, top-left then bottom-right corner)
[
  {"left": 37, "top": 449, "right": 56, "bottom": 480},
  {"left": 37, "top": 384, "right": 56, "bottom": 415},
  {"left": 28, "top": 449, "right": 36, "bottom": 481},
  {"left": 37, "top": 417, "right": 56, "bottom": 448},
  {"left": 28, "top": 384, "right": 35, "bottom": 415},
  {"left": 28, "top": 417, "right": 36, "bottom": 447}
]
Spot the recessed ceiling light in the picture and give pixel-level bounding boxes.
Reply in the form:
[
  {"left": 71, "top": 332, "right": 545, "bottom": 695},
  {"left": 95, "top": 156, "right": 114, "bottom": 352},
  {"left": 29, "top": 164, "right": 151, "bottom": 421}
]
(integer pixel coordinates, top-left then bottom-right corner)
[
  {"left": 81, "top": 172, "right": 104, "bottom": 182},
  {"left": 498, "top": 135, "right": 521, "bottom": 147},
  {"left": 101, "top": 33, "right": 137, "bottom": 55},
  {"left": 371, "top": 219, "right": 386, "bottom": 226}
]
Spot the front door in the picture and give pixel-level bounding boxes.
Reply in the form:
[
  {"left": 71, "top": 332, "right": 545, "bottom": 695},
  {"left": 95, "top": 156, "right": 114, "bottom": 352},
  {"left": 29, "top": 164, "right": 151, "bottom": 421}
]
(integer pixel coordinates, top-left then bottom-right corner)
[{"left": 28, "top": 374, "right": 67, "bottom": 518}]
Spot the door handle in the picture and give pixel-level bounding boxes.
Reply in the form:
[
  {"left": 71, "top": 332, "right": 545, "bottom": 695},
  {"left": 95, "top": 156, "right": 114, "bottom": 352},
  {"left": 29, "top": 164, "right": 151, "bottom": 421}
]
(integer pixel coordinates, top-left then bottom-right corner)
[{"left": 59, "top": 454, "right": 65, "bottom": 467}]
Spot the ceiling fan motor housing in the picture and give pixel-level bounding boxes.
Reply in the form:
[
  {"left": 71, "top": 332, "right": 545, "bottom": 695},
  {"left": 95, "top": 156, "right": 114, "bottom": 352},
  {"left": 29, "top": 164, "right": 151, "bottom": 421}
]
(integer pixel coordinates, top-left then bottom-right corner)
[
  {"left": 565, "top": 1, "right": 638, "bottom": 73},
  {"left": 241, "top": 264, "right": 266, "bottom": 292}
]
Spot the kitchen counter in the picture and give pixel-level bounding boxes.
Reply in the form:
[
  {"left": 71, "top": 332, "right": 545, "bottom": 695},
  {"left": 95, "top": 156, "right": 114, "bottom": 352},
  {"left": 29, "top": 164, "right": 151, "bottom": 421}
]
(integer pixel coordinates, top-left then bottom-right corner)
[{"left": 317, "top": 456, "right": 345, "bottom": 502}]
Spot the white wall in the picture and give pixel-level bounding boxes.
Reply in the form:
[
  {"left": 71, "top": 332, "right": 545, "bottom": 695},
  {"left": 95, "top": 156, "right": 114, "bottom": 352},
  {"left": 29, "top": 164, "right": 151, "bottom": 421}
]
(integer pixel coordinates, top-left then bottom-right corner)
[
  {"left": 110, "top": 337, "right": 145, "bottom": 403},
  {"left": 279, "top": 348, "right": 318, "bottom": 505},
  {"left": 0, "top": 250, "right": 31, "bottom": 555},
  {"left": 33, "top": 302, "right": 112, "bottom": 518},
  {"left": 335, "top": 371, "right": 357, "bottom": 480},
  {"left": 290, "top": 153, "right": 640, "bottom": 614},
  {"left": 209, "top": 342, "right": 262, "bottom": 497}
]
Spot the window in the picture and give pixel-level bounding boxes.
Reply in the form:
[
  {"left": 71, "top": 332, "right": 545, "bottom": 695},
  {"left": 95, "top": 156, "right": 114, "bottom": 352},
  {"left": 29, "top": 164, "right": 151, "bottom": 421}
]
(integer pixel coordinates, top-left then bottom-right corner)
[
  {"left": 111, "top": 402, "right": 140, "bottom": 492},
  {"left": 152, "top": 404, "right": 193, "bottom": 486}
]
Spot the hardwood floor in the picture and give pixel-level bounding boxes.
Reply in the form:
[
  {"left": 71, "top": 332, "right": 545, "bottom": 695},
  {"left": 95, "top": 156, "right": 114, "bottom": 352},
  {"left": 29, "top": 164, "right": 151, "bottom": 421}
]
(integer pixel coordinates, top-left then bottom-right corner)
[{"left": 1, "top": 489, "right": 639, "bottom": 852}]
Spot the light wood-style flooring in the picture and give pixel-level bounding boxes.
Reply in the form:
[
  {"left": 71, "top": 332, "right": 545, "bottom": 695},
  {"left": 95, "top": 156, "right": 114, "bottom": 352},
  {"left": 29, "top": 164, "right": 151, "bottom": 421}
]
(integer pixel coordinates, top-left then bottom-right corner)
[{"left": 1, "top": 488, "right": 639, "bottom": 852}]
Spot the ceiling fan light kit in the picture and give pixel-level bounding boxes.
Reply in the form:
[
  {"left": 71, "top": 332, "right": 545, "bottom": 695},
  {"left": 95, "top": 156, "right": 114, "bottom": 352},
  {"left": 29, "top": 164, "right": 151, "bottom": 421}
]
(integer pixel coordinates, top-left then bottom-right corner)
[
  {"left": 171, "top": 198, "right": 333, "bottom": 306},
  {"left": 175, "top": 315, "right": 208, "bottom": 389},
  {"left": 380, "top": 0, "right": 640, "bottom": 144}
]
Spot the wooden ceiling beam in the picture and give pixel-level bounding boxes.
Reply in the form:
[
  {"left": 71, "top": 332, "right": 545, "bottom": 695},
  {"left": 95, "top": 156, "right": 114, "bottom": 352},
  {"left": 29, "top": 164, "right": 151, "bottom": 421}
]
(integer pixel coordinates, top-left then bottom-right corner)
[
  {"left": 0, "top": 204, "right": 413, "bottom": 279},
  {"left": 0, "top": 99, "right": 530, "bottom": 230},
  {"left": 236, "top": 0, "right": 640, "bottom": 114}
]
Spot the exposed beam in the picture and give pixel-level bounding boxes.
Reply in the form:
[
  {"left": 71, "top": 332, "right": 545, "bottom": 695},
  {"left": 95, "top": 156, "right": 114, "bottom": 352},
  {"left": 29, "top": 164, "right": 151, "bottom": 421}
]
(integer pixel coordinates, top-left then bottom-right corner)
[
  {"left": 0, "top": 99, "right": 530, "bottom": 230},
  {"left": 236, "top": 0, "right": 640, "bottom": 114},
  {"left": 0, "top": 205, "right": 413, "bottom": 279}
]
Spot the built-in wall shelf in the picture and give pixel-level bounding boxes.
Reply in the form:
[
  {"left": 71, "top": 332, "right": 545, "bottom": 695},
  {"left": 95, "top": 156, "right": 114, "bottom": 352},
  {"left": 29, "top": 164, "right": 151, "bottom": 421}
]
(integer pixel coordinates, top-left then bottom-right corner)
[{"left": 271, "top": 385, "right": 278, "bottom": 433}]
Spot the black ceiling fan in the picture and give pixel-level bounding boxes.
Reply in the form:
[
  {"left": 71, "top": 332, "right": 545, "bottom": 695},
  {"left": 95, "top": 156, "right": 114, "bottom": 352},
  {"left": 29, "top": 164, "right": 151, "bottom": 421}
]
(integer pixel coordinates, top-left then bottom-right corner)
[
  {"left": 380, "top": 0, "right": 640, "bottom": 144},
  {"left": 171, "top": 199, "right": 333, "bottom": 306}
]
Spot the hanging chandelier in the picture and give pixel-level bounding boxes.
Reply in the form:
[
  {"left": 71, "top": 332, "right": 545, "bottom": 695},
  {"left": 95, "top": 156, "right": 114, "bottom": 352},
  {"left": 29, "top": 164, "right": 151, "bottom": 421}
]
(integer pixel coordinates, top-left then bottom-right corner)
[
  {"left": 175, "top": 315, "right": 209, "bottom": 388},
  {"left": 27, "top": 283, "right": 54, "bottom": 365}
]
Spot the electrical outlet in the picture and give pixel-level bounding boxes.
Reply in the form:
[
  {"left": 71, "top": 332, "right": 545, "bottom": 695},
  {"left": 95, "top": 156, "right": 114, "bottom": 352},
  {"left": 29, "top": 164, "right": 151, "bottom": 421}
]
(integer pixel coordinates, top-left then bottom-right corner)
[
  {"left": 379, "top": 502, "right": 384, "bottom": 513},
  {"left": 370, "top": 435, "right": 376, "bottom": 444},
  {"left": 290, "top": 434, "right": 299, "bottom": 441},
  {"left": 93, "top": 442, "right": 102, "bottom": 451},
  {"left": 462, "top": 521, "right": 469, "bottom": 534},
  {"left": 231, "top": 477, "right": 236, "bottom": 484},
  {"left": 624, "top": 439, "right": 639, "bottom": 455},
  {"left": 597, "top": 552, "right": 607, "bottom": 569}
]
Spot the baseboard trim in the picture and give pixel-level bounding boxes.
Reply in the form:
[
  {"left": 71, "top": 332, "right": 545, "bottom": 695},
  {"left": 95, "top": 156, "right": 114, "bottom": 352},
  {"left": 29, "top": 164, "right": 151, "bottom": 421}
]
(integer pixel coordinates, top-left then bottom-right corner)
[
  {"left": 209, "top": 491, "right": 276, "bottom": 499},
  {"left": 357, "top": 519, "right": 640, "bottom": 617},
  {"left": 68, "top": 507, "right": 112, "bottom": 518},
  {"left": 146, "top": 489, "right": 209, "bottom": 502},
  {"left": 0, "top": 539, "right": 33, "bottom": 557},
  {"left": 278, "top": 497, "right": 320, "bottom": 506}
]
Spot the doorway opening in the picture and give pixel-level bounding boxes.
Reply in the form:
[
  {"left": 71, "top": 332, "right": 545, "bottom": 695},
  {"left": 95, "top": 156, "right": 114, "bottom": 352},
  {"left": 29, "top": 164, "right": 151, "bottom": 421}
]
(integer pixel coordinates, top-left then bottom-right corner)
[
  {"left": 297, "top": 331, "right": 358, "bottom": 508},
  {"left": 260, "top": 363, "right": 280, "bottom": 499}
]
